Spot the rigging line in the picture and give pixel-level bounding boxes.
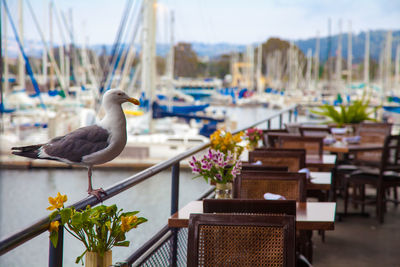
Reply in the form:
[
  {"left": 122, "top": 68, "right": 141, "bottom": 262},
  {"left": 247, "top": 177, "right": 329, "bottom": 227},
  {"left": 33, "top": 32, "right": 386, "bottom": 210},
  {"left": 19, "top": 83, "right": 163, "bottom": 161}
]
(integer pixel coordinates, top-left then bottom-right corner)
[
  {"left": 99, "top": 0, "right": 134, "bottom": 94},
  {"left": 113, "top": 0, "right": 142, "bottom": 85},
  {"left": 103, "top": 0, "right": 137, "bottom": 93},
  {"left": 24, "top": 0, "right": 66, "bottom": 92},
  {"left": 117, "top": 4, "right": 144, "bottom": 90},
  {"left": 60, "top": 9, "right": 82, "bottom": 88},
  {"left": 2, "top": 0, "right": 46, "bottom": 109}
]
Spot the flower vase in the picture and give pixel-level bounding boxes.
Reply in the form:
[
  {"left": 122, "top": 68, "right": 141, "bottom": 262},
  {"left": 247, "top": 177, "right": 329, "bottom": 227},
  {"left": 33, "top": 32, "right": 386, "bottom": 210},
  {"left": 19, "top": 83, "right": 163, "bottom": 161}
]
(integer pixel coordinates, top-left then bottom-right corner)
[
  {"left": 85, "top": 250, "right": 112, "bottom": 267},
  {"left": 215, "top": 182, "right": 233, "bottom": 199}
]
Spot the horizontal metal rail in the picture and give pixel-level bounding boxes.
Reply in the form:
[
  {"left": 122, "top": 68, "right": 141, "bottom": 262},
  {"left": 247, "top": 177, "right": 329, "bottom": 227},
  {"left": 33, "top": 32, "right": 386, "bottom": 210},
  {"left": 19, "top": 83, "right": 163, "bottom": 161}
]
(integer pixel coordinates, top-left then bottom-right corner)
[{"left": 0, "top": 104, "right": 298, "bottom": 260}]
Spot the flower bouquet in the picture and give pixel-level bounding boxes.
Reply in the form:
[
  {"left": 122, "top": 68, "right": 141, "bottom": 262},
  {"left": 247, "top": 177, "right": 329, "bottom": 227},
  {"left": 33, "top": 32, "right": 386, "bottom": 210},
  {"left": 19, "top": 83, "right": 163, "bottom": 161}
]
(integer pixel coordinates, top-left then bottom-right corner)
[
  {"left": 47, "top": 192, "right": 147, "bottom": 265},
  {"left": 244, "top": 127, "right": 263, "bottom": 150},
  {"left": 210, "top": 129, "right": 245, "bottom": 159},
  {"left": 189, "top": 149, "right": 242, "bottom": 198}
]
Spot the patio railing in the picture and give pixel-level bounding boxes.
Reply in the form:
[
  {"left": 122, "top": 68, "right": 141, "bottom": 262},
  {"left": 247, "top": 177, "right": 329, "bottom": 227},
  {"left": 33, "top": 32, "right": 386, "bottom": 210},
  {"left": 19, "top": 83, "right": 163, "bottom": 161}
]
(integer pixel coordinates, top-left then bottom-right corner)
[{"left": 0, "top": 104, "right": 298, "bottom": 266}]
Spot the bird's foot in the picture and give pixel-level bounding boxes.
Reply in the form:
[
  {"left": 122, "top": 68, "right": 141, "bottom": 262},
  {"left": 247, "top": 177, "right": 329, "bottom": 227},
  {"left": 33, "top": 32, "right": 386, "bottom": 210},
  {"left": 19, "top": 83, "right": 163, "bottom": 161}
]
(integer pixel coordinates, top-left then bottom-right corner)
[{"left": 88, "top": 188, "right": 107, "bottom": 201}]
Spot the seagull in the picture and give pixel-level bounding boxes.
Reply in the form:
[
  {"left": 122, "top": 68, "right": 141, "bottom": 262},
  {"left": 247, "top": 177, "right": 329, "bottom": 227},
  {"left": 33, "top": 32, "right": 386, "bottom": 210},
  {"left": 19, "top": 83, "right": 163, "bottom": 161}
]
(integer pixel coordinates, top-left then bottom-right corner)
[{"left": 12, "top": 89, "right": 140, "bottom": 200}]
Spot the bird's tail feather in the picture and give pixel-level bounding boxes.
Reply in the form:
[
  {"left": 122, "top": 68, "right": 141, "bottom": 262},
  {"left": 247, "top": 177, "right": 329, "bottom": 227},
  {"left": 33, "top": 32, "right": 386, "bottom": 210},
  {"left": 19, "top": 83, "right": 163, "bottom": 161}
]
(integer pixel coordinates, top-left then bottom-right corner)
[{"left": 11, "top": 145, "right": 43, "bottom": 159}]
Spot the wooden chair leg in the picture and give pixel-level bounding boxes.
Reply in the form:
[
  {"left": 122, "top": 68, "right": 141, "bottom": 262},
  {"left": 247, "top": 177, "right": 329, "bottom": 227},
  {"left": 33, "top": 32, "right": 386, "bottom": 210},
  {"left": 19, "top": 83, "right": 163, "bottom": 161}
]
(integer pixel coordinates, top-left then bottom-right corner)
[
  {"left": 344, "top": 180, "right": 349, "bottom": 215},
  {"left": 377, "top": 187, "right": 385, "bottom": 224},
  {"left": 361, "top": 184, "right": 366, "bottom": 214},
  {"left": 394, "top": 186, "right": 398, "bottom": 207}
]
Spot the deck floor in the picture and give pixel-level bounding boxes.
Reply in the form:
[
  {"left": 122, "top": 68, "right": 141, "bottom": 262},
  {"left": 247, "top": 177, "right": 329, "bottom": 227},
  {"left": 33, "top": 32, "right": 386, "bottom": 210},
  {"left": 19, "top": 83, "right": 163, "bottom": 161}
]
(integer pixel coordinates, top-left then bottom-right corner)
[{"left": 313, "top": 190, "right": 400, "bottom": 267}]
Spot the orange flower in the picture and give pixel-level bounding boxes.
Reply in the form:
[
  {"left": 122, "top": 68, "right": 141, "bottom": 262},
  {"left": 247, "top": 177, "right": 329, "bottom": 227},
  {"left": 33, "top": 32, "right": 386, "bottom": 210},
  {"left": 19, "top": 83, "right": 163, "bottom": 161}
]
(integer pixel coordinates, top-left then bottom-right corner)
[
  {"left": 49, "top": 221, "right": 60, "bottom": 232},
  {"left": 47, "top": 192, "right": 68, "bottom": 210}
]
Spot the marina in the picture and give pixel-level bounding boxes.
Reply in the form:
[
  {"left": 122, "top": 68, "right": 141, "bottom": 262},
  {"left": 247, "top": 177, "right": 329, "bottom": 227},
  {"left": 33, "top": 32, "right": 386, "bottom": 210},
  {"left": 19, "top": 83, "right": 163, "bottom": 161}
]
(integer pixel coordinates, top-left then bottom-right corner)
[{"left": 1, "top": 0, "right": 400, "bottom": 266}]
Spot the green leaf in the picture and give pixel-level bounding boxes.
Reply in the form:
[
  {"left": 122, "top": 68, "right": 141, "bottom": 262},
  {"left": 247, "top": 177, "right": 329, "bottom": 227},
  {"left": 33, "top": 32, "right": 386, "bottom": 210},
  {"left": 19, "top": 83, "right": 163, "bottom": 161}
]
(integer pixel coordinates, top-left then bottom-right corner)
[
  {"left": 50, "top": 230, "right": 58, "bottom": 248},
  {"left": 59, "top": 208, "right": 72, "bottom": 224},
  {"left": 121, "top": 211, "right": 139, "bottom": 217},
  {"left": 49, "top": 210, "right": 59, "bottom": 221},
  {"left": 75, "top": 249, "right": 87, "bottom": 265},
  {"left": 114, "top": 241, "right": 130, "bottom": 247},
  {"left": 71, "top": 212, "right": 83, "bottom": 227}
]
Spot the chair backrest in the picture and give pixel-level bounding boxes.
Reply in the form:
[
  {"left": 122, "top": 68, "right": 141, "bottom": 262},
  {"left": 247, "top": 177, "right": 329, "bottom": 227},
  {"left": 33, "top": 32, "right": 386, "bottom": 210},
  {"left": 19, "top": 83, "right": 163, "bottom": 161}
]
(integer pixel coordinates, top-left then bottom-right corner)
[
  {"left": 234, "top": 171, "right": 307, "bottom": 201},
  {"left": 380, "top": 135, "right": 400, "bottom": 173},
  {"left": 187, "top": 213, "right": 296, "bottom": 267},
  {"left": 203, "top": 199, "right": 296, "bottom": 216},
  {"left": 277, "top": 135, "right": 324, "bottom": 158},
  {"left": 353, "top": 123, "right": 393, "bottom": 162},
  {"left": 262, "top": 129, "right": 289, "bottom": 147},
  {"left": 356, "top": 122, "right": 392, "bottom": 144},
  {"left": 241, "top": 163, "right": 288, "bottom": 172},
  {"left": 299, "top": 126, "right": 331, "bottom": 137},
  {"left": 249, "top": 148, "right": 306, "bottom": 172}
]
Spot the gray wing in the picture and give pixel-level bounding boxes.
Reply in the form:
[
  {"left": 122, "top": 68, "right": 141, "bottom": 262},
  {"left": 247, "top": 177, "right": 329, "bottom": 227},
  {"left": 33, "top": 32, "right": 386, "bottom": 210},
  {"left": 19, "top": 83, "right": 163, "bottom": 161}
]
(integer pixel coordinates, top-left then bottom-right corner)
[{"left": 43, "top": 125, "right": 110, "bottom": 163}]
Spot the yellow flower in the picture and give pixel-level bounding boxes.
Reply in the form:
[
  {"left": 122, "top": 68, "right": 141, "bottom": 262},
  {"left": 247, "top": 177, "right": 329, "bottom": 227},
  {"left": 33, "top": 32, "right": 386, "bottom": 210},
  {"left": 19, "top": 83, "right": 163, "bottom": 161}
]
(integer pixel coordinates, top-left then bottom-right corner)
[
  {"left": 121, "top": 215, "right": 138, "bottom": 232},
  {"left": 49, "top": 221, "right": 60, "bottom": 232},
  {"left": 47, "top": 192, "right": 68, "bottom": 210}
]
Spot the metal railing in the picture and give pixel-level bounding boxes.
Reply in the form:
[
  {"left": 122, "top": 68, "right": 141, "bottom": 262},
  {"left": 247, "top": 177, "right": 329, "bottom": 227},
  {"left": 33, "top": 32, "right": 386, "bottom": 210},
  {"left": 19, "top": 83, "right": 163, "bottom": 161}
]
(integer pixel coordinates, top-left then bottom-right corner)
[{"left": 0, "top": 104, "right": 298, "bottom": 266}]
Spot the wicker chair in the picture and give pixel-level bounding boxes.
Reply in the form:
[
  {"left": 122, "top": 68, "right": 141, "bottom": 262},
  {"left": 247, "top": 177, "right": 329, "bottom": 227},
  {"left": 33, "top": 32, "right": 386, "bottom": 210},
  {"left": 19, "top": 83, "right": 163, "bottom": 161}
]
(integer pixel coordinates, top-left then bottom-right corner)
[
  {"left": 249, "top": 149, "right": 306, "bottom": 172},
  {"left": 276, "top": 136, "right": 324, "bottom": 159},
  {"left": 262, "top": 129, "right": 289, "bottom": 147},
  {"left": 234, "top": 171, "right": 307, "bottom": 202},
  {"left": 334, "top": 122, "right": 393, "bottom": 200},
  {"left": 187, "top": 213, "right": 296, "bottom": 267},
  {"left": 344, "top": 135, "right": 400, "bottom": 223},
  {"left": 299, "top": 126, "right": 332, "bottom": 137}
]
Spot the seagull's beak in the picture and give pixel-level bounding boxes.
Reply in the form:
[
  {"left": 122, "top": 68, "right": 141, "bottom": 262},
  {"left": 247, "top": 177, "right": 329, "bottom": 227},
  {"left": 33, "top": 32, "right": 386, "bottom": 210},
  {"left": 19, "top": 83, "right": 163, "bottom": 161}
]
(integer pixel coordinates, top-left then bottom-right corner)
[{"left": 127, "top": 97, "right": 140, "bottom": 105}]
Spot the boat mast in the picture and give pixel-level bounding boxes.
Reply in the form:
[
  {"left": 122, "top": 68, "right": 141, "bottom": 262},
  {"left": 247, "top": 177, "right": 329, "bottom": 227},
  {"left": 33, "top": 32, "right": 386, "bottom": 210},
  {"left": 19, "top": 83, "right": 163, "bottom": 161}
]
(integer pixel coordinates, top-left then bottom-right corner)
[
  {"left": 347, "top": 21, "right": 352, "bottom": 88},
  {"left": 383, "top": 31, "right": 392, "bottom": 97},
  {"left": 256, "top": 42, "right": 263, "bottom": 95},
  {"left": 395, "top": 45, "right": 400, "bottom": 91},
  {"left": 18, "top": 0, "right": 25, "bottom": 89},
  {"left": 364, "top": 31, "right": 370, "bottom": 91},
  {"left": 314, "top": 31, "right": 320, "bottom": 86},
  {"left": 306, "top": 49, "right": 312, "bottom": 90},
  {"left": 49, "top": 0, "right": 55, "bottom": 91},
  {"left": 335, "top": 19, "right": 342, "bottom": 94},
  {"left": 3, "top": 5, "right": 9, "bottom": 94},
  {"left": 141, "top": 0, "right": 157, "bottom": 132}
]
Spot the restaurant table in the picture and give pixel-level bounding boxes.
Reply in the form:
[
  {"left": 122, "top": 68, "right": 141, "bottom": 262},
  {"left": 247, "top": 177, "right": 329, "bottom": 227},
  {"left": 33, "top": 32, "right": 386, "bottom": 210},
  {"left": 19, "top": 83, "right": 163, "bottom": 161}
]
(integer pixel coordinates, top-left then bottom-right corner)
[
  {"left": 306, "top": 154, "right": 336, "bottom": 171},
  {"left": 323, "top": 143, "right": 383, "bottom": 154},
  {"left": 307, "top": 172, "right": 331, "bottom": 191},
  {"left": 168, "top": 200, "right": 336, "bottom": 231}
]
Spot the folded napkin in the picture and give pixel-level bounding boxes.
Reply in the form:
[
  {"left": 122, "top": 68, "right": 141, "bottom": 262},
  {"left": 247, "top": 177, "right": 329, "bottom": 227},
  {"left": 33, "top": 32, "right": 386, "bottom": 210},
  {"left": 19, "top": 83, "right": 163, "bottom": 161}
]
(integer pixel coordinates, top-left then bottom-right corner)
[
  {"left": 264, "top": 192, "right": 286, "bottom": 200},
  {"left": 343, "top": 136, "right": 361, "bottom": 144},
  {"left": 331, "top": 128, "right": 347, "bottom": 134},
  {"left": 251, "top": 160, "right": 262, "bottom": 165},
  {"left": 298, "top": 168, "right": 311, "bottom": 179},
  {"left": 323, "top": 137, "right": 336, "bottom": 145}
]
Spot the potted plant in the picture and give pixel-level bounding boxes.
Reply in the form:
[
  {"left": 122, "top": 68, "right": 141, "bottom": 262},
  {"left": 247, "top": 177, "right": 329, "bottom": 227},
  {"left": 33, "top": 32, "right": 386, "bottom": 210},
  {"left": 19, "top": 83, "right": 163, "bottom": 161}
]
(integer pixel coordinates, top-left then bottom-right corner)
[
  {"left": 189, "top": 149, "right": 242, "bottom": 199},
  {"left": 47, "top": 192, "right": 147, "bottom": 266},
  {"left": 244, "top": 127, "right": 263, "bottom": 150},
  {"left": 311, "top": 97, "right": 376, "bottom": 128},
  {"left": 210, "top": 129, "right": 245, "bottom": 160}
]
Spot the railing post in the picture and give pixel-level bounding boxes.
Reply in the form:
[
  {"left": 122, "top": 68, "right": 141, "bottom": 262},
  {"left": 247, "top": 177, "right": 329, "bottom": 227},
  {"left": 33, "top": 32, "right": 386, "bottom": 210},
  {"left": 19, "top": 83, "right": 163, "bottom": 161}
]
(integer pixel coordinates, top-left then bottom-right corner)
[
  {"left": 279, "top": 114, "right": 283, "bottom": 129},
  {"left": 289, "top": 110, "right": 293, "bottom": 123},
  {"left": 267, "top": 120, "right": 271, "bottom": 129},
  {"left": 49, "top": 225, "right": 64, "bottom": 267},
  {"left": 171, "top": 162, "right": 180, "bottom": 215},
  {"left": 170, "top": 162, "right": 180, "bottom": 267}
]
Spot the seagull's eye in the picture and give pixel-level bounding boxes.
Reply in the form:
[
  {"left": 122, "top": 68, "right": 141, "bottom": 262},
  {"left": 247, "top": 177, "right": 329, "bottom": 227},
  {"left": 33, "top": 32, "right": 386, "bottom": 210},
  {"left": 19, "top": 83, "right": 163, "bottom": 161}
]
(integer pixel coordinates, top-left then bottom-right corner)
[{"left": 118, "top": 93, "right": 123, "bottom": 96}]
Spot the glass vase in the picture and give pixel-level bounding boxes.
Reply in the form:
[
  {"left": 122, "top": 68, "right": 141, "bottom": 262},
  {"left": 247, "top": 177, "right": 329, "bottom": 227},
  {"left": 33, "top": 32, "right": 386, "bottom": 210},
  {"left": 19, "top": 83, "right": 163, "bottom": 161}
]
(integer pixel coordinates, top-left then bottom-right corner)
[{"left": 215, "top": 182, "right": 233, "bottom": 199}]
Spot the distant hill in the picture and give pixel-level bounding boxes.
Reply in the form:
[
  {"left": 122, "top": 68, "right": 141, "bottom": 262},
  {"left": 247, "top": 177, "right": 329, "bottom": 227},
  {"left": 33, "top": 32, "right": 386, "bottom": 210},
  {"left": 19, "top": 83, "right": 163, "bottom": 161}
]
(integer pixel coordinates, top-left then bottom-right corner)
[
  {"left": 5, "top": 30, "right": 399, "bottom": 62},
  {"left": 294, "top": 30, "right": 400, "bottom": 63}
]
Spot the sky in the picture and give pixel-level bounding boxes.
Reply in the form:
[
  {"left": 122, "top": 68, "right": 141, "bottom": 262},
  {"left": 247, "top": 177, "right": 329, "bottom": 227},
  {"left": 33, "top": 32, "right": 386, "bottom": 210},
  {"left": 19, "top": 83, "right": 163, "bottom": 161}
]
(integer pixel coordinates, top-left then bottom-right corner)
[{"left": 3, "top": 0, "right": 400, "bottom": 46}]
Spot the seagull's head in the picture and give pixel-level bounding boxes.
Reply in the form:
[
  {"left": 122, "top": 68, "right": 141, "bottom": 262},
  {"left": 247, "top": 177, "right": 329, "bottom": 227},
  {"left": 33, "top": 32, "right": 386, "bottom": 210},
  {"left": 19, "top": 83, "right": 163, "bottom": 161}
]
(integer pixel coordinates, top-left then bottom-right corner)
[{"left": 103, "top": 89, "right": 140, "bottom": 106}]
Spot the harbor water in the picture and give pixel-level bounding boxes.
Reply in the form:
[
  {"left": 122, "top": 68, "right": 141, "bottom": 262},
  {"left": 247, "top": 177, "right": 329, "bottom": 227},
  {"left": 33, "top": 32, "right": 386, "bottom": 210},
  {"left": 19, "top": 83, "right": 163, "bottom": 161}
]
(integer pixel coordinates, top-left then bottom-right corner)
[{"left": 0, "top": 106, "right": 297, "bottom": 266}]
